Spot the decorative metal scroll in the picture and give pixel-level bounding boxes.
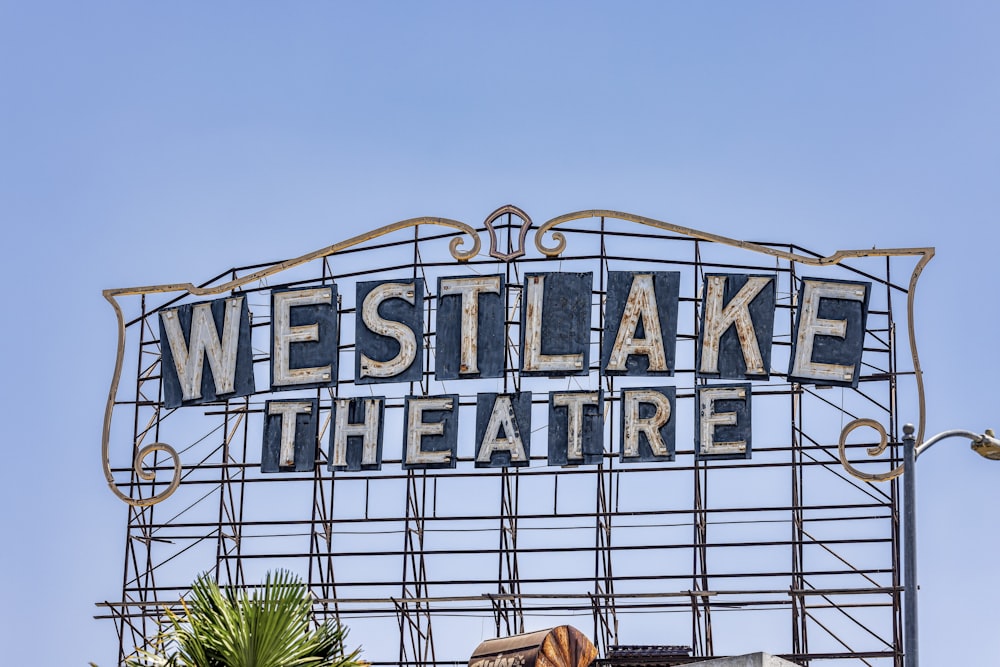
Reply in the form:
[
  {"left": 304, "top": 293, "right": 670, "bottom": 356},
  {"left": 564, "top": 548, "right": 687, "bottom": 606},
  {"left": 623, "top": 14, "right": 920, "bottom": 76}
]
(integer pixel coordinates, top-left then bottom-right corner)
[
  {"left": 102, "top": 206, "right": 934, "bottom": 506},
  {"left": 484, "top": 204, "right": 532, "bottom": 261},
  {"left": 101, "top": 216, "right": 480, "bottom": 507},
  {"left": 534, "top": 210, "right": 935, "bottom": 484}
]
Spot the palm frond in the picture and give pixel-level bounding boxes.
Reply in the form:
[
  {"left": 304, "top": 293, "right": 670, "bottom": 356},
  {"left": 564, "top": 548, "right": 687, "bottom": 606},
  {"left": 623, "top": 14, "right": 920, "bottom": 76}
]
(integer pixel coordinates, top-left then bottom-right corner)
[{"left": 130, "top": 570, "right": 363, "bottom": 667}]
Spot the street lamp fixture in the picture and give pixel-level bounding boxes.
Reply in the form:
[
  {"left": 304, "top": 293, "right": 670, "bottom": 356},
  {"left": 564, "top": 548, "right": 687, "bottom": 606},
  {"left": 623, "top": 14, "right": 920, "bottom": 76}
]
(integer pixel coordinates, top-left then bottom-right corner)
[{"left": 968, "top": 428, "right": 1000, "bottom": 460}]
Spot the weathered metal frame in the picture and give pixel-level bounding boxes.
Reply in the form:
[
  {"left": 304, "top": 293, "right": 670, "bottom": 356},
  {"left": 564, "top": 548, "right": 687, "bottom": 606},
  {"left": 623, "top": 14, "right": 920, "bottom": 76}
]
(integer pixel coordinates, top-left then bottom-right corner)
[{"left": 98, "top": 207, "right": 927, "bottom": 666}]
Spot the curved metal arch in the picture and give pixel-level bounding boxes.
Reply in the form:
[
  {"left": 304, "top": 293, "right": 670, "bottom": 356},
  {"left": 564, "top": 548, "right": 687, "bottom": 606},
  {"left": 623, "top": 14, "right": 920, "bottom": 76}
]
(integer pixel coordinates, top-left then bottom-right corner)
[
  {"left": 103, "top": 208, "right": 936, "bottom": 504},
  {"left": 535, "top": 209, "right": 934, "bottom": 483},
  {"left": 102, "top": 217, "right": 480, "bottom": 506}
]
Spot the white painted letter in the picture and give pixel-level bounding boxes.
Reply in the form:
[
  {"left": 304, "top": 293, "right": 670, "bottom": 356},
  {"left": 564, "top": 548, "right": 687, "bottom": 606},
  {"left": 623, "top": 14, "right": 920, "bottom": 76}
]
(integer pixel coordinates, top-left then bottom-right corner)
[
  {"left": 552, "top": 392, "right": 601, "bottom": 459},
  {"left": 268, "top": 401, "right": 313, "bottom": 467},
  {"left": 523, "top": 275, "right": 584, "bottom": 373},
  {"left": 606, "top": 274, "right": 667, "bottom": 373},
  {"left": 622, "top": 389, "right": 672, "bottom": 458},
  {"left": 698, "top": 386, "right": 748, "bottom": 457},
  {"left": 789, "top": 280, "right": 867, "bottom": 384},
  {"left": 476, "top": 395, "right": 528, "bottom": 464},
  {"left": 162, "top": 296, "right": 245, "bottom": 401},
  {"left": 699, "top": 276, "right": 771, "bottom": 376},
  {"left": 405, "top": 396, "right": 454, "bottom": 465},
  {"left": 360, "top": 282, "right": 418, "bottom": 379},
  {"left": 331, "top": 398, "right": 382, "bottom": 467},
  {"left": 272, "top": 287, "right": 333, "bottom": 387},
  {"left": 440, "top": 275, "right": 502, "bottom": 375}
]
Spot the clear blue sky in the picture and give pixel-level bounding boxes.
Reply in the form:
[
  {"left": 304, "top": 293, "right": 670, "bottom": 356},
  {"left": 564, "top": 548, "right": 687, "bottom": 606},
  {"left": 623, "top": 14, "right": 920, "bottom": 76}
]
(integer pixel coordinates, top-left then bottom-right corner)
[{"left": 1, "top": 2, "right": 998, "bottom": 665}]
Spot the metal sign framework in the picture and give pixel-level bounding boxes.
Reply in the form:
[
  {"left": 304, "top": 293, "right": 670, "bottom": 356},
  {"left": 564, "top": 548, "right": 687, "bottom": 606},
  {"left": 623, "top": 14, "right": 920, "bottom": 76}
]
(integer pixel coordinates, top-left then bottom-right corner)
[{"left": 98, "top": 207, "right": 934, "bottom": 666}]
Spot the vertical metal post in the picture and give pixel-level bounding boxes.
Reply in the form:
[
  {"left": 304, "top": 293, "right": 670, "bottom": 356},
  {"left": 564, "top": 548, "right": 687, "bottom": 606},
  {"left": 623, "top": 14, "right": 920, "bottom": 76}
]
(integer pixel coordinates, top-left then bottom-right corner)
[{"left": 902, "top": 423, "right": 918, "bottom": 667}]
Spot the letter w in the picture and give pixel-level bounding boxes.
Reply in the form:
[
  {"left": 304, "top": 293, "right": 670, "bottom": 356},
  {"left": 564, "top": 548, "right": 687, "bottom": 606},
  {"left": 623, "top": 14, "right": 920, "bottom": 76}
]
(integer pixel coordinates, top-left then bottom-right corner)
[{"left": 162, "top": 296, "right": 245, "bottom": 402}]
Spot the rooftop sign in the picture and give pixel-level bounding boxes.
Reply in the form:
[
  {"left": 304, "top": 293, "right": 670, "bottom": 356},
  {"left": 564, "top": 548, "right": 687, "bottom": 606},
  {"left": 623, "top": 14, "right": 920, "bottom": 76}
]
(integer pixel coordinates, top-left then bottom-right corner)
[
  {"left": 102, "top": 206, "right": 933, "bottom": 506},
  {"left": 100, "top": 206, "right": 934, "bottom": 665}
]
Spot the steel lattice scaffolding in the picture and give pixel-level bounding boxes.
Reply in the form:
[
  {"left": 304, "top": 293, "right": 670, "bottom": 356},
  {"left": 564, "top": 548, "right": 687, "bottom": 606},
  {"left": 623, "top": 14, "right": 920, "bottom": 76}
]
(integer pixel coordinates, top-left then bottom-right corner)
[{"left": 98, "top": 209, "right": 919, "bottom": 666}]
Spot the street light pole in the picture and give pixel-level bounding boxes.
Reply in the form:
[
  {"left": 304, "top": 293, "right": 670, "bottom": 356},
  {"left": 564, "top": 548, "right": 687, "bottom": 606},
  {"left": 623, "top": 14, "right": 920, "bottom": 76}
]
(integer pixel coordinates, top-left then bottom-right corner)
[
  {"left": 902, "top": 424, "right": 919, "bottom": 667},
  {"left": 864, "top": 423, "right": 1000, "bottom": 667}
]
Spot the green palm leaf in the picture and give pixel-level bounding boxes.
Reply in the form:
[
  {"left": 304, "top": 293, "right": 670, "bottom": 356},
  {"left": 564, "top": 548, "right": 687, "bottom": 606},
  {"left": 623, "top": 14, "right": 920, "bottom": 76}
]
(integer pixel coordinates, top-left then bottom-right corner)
[{"left": 127, "top": 570, "right": 363, "bottom": 667}]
